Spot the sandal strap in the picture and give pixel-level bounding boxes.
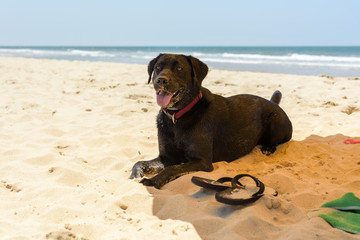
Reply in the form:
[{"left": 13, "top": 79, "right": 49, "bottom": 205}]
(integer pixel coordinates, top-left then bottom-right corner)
[
  {"left": 191, "top": 176, "right": 232, "bottom": 191},
  {"left": 216, "top": 177, "right": 235, "bottom": 184},
  {"left": 231, "top": 174, "right": 265, "bottom": 197}
]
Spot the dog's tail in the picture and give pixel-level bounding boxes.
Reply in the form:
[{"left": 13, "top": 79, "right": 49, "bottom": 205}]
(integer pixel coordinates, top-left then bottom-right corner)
[{"left": 270, "top": 90, "right": 282, "bottom": 105}]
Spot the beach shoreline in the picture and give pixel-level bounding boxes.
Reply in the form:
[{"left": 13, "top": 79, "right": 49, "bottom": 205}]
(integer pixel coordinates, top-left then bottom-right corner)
[
  {"left": 1, "top": 46, "right": 360, "bottom": 77},
  {"left": 0, "top": 57, "right": 359, "bottom": 239}
]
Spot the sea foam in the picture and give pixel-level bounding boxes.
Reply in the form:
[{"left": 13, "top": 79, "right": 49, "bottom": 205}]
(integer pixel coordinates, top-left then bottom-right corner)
[{"left": 1, "top": 47, "right": 359, "bottom": 76}]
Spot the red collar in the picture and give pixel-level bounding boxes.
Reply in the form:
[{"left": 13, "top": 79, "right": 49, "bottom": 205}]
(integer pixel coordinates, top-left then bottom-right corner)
[{"left": 162, "top": 91, "right": 203, "bottom": 124}]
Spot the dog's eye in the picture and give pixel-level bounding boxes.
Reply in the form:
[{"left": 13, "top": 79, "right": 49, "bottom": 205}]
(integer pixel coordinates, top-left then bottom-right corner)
[
  {"left": 177, "top": 67, "right": 182, "bottom": 71},
  {"left": 155, "top": 66, "right": 161, "bottom": 71}
]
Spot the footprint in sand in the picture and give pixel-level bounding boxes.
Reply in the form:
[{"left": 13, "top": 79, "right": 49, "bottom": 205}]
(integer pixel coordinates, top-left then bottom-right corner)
[
  {"left": 1, "top": 180, "right": 22, "bottom": 192},
  {"left": 45, "top": 230, "right": 87, "bottom": 240},
  {"left": 342, "top": 105, "right": 360, "bottom": 115},
  {"left": 322, "top": 101, "right": 338, "bottom": 108}
]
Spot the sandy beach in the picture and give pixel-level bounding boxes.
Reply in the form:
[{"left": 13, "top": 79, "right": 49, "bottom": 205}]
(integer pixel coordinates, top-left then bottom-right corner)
[{"left": 1, "top": 57, "right": 360, "bottom": 239}]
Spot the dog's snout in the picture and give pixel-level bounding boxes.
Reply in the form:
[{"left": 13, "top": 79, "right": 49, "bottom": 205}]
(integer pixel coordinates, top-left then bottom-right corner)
[{"left": 156, "top": 77, "right": 169, "bottom": 85}]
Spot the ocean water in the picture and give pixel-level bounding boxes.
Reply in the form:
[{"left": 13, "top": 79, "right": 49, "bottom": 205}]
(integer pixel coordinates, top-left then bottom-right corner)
[{"left": 0, "top": 46, "right": 360, "bottom": 77}]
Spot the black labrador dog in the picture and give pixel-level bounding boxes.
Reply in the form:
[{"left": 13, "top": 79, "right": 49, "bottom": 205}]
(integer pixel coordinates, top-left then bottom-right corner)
[{"left": 130, "top": 54, "right": 292, "bottom": 189}]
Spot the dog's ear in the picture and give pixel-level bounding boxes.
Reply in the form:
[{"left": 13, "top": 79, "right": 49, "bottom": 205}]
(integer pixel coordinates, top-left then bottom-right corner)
[
  {"left": 147, "top": 54, "right": 163, "bottom": 84},
  {"left": 186, "top": 56, "right": 208, "bottom": 86}
]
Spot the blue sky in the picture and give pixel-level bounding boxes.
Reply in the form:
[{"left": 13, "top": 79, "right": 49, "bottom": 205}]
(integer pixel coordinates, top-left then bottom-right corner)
[{"left": 1, "top": 0, "right": 359, "bottom": 46}]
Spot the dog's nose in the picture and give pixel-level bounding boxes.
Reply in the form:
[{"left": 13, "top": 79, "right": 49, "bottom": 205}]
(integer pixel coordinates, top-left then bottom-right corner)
[{"left": 155, "top": 77, "right": 168, "bottom": 85}]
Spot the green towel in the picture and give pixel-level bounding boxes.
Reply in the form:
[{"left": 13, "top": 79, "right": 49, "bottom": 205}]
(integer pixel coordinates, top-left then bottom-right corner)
[
  {"left": 319, "top": 192, "right": 360, "bottom": 234},
  {"left": 319, "top": 211, "right": 360, "bottom": 234},
  {"left": 321, "top": 192, "right": 360, "bottom": 213}
]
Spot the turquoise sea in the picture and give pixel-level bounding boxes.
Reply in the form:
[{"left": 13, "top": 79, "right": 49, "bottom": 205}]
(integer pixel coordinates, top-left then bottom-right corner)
[{"left": 1, "top": 46, "right": 360, "bottom": 77}]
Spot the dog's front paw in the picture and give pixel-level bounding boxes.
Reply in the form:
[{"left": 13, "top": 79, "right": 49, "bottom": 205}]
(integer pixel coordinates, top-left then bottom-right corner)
[
  {"left": 140, "top": 177, "right": 163, "bottom": 189},
  {"left": 129, "top": 161, "right": 145, "bottom": 179}
]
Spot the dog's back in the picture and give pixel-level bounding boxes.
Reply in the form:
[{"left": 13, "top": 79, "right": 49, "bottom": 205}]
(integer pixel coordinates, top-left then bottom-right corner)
[{"left": 203, "top": 88, "right": 292, "bottom": 161}]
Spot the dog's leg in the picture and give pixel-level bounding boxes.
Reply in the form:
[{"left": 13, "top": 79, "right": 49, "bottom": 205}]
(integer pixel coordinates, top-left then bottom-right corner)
[
  {"left": 261, "top": 145, "right": 277, "bottom": 156},
  {"left": 140, "top": 161, "right": 213, "bottom": 189},
  {"left": 260, "top": 109, "right": 292, "bottom": 156}
]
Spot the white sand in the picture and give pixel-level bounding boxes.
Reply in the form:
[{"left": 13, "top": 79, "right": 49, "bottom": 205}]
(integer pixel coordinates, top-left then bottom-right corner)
[{"left": 0, "top": 57, "right": 359, "bottom": 239}]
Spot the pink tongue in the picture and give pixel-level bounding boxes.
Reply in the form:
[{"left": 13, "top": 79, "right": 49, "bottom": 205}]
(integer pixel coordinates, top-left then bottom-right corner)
[{"left": 156, "top": 91, "right": 173, "bottom": 107}]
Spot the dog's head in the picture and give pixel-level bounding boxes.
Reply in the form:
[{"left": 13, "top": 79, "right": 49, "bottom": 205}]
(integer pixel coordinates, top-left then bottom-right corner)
[{"left": 147, "top": 54, "right": 208, "bottom": 109}]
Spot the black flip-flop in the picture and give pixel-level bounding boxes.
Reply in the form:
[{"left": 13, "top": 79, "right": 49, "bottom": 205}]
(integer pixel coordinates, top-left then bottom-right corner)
[
  {"left": 215, "top": 174, "right": 265, "bottom": 205},
  {"left": 191, "top": 176, "right": 235, "bottom": 191}
]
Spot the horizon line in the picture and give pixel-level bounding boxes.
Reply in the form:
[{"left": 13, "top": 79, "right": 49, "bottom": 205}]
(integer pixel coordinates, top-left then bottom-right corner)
[{"left": 1, "top": 45, "right": 360, "bottom": 48}]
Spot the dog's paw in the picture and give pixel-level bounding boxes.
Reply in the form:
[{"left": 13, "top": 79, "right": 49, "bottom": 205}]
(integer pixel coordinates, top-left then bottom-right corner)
[
  {"left": 140, "top": 178, "right": 153, "bottom": 186},
  {"left": 129, "top": 161, "right": 145, "bottom": 179},
  {"left": 261, "top": 145, "right": 276, "bottom": 156},
  {"left": 140, "top": 177, "right": 163, "bottom": 189}
]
